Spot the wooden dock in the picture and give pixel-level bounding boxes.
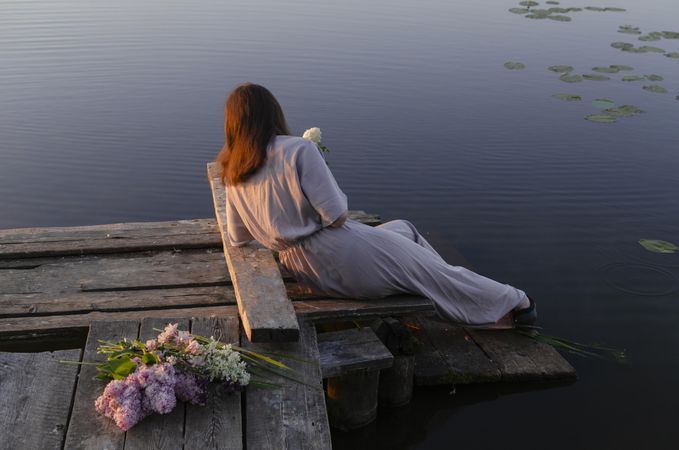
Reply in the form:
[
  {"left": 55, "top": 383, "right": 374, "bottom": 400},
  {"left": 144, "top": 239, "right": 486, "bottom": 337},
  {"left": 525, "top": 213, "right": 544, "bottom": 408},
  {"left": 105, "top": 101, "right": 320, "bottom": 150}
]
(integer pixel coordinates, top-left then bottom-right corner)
[{"left": 0, "top": 164, "right": 576, "bottom": 449}]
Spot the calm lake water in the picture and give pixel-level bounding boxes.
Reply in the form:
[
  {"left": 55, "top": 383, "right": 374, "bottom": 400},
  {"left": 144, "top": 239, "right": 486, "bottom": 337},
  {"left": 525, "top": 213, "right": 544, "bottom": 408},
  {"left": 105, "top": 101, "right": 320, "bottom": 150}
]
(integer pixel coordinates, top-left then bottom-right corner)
[{"left": 2, "top": 0, "right": 679, "bottom": 448}]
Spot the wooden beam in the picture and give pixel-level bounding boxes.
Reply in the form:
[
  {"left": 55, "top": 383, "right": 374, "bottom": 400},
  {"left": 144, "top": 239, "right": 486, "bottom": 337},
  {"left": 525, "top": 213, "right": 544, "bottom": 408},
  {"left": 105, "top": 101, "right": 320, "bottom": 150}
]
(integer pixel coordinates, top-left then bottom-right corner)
[
  {"left": 207, "top": 162, "right": 299, "bottom": 342},
  {"left": 243, "top": 320, "right": 331, "bottom": 449},
  {"left": 185, "top": 316, "right": 243, "bottom": 450},
  {"left": 64, "top": 320, "right": 139, "bottom": 450},
  {"left": 317, "top": 327, "right": 394, "bottom": 378},
  {"left": 0, "top": 349, "right": 81, "bottom": 450}
]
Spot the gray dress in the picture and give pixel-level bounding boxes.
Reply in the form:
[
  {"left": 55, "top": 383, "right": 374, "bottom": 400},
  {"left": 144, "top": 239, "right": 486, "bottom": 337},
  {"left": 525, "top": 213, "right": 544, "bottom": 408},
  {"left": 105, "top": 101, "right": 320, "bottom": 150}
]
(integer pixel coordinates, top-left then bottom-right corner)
[{"left": 226, "top": 135, "right": 527, "bottom": 325}]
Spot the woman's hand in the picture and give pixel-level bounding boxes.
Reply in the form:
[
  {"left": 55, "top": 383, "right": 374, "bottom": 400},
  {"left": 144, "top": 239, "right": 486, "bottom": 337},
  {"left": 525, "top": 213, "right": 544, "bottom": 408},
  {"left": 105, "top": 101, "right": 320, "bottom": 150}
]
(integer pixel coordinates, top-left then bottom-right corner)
[{"left": 329, "top": 211, "right": 348, "bottom": 228}]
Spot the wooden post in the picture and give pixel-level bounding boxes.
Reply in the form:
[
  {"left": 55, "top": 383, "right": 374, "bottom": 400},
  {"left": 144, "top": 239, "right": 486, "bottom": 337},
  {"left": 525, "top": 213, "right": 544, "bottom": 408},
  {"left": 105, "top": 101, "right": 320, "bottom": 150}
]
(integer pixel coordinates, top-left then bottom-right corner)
[
  {"left": 378, "top": 354, "right": 415, "bottom": 408},
  {"left": 326, "top": 369, "right": 380, "bottom": 431}
]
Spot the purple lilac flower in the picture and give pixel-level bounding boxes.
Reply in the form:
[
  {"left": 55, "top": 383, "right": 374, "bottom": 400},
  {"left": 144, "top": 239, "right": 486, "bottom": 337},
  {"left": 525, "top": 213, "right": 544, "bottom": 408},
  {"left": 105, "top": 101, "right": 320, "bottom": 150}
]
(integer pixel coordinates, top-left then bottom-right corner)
[{"left": 174, "top": 372, "right": 209, "bottom": 405}]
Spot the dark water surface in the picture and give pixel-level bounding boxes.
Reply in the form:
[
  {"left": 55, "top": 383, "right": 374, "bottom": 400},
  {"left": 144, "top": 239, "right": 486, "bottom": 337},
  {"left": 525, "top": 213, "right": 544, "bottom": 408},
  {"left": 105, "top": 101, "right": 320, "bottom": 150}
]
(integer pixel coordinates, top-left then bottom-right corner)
[{"left": 2, "top": 0, "right": 679, "bottom": 448}]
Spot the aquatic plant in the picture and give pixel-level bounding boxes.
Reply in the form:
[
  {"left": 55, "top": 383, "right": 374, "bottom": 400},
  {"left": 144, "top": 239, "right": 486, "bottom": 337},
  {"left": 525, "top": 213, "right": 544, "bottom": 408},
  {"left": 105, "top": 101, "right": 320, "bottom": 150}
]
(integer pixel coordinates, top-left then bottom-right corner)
[
  {"left": 584, "top": 114, "right": 617, "bottom": 123},
  {"left": 645, "top": 74, "right": 664, "bottom": 81},
  {"left": 509, "top": 7, "right": 531, "bottom": 14},
  {"left": 592, "top": 98, "right": 615, "bottom": 109},
  {"left": 642, "top": 84, "right": 668, "bottom": 94},
  {"left": 665, "top": 52, "right": 679, "bottom": 60},
  {"left": 621, "top": 75, "right": 645, "bottom": 81},
  {"left": 552, "top": 93, "right": 581, "bottom": 101},
  {"left": 618, "top": 25, "right": 641, "bottom": 35},
  {"left": 517, "top": 329, "right": 628, "bottom": 363},
  {"left": 638, "top": 32, "right": 662, "bottom": 42},
  {"left": 504, "top": 61, "right": 526, "bottom": 70},
  {"left": 592, "top": 66, "right": 620, "bottom": 73},
  {"left": 548, "top": 65, "right": 574, "bottom": 73},
  {"left": 661, "top": 31, "right": 679, "bottom": 39},
  {"left": 548, "top": 15, "right": 572, "bottom": 22},
  {"left": 583, "top": 74, "right": 610, "bottom": 81},
  {"left": 559, "top": 73, "right": 583, "bottom": 82},
  {"left": 639, "top": 239, "right": 678, "bottom": 253},
  {"left": 585, "top": 6, "right": 626, "bottom": 12},
  {"left": 545, "top": 0, "right": 559, "bottom": 4},
  {"left": 603, "top": 105, "right": 644, "bottom": 117},
  {"left": 519, "top": 0, "right": 539, "bottom": 6},
  {"left": 610, "top": 64, "right": 633, "bottom": 71},
  {"left": 611, "top": 42, "right": 633, "bottom": 50}
]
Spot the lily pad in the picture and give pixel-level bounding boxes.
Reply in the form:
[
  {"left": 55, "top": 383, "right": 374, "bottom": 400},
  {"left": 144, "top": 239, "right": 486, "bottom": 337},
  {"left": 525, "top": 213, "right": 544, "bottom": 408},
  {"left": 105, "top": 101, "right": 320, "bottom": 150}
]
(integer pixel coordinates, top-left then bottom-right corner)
[
  {"left": 604, "top": 105, "right": 644, "bottom": 117},
  {"left": 583, "top": 74, "right": 610, "bottom": 81},
  {"left": 610, "top": 64, "right": 634, "bottom": 71},
  {"left": 566, "top": 7, "right": 583, "bottom": 12},
  {"left": 546, "top": 1, "right": 559, "bottom": 4},
  {"left": 639, "top": 34, "right": 661, "bottom": 42},
  {"left": 504, "top": 61, "right": 526, "bottom": 70},
  {"left": 604, "top": 7, "right": 626, "bottom": 12},
  {"left": 552, "top": 93, "right": 581, "bottom": 101},
  {"left": 618, "top": 25, "right": 642, "bottom": 35},
  {"left": 584, "top": 6, "right": 605, "bottom": 11},
  {"left": 560, "top": 73, "right": 583, "bottom": 83},
  {"left": 547, "top": 7, "right": 569, "bottom": 13},
  {"left": 519, "top": 0, "right": 539, "bottom": 5},
  {"left": 548, "top": 65, "right": 574, "bottom": 73},
  {"left": 611, "top": 42, "right": 633, "bottom": 50},
  {"left": 509, "top": 7, "right": 531, "bottom": 14},
  {"left": 638, "top": 46, "right": 666, "bottom": 53},
  {"left": 592, "top": 98, "right": 615, "bottom": 108},
  {"left": 548, "top": 14, "right": 572, "bottom": 21},
  {"left": 639, "top": 239, "right": 678, "bottom": 254},
  {"left": 592, "top": 66, "right": 620, "bottom": 73},
  {"left": 645, "top": 74, "right": 664, "bottom": 81},
  {"left": 585, "top": 114, "right": 617, "bottom": 123},
  {"left": 661, "top": 31, "right": 679, "bottom": 39},
  {"left": 643, "top": 84, "right": 668, "bottom": 93},
  {"left": 664, "top": 52, "right": 679, "bottom": 59},
  {"left": 622, "top": 75, "right": 645, "bottom": 81},
  {"left": 526, "top": 9, "right": 551, "bottom": 19}
]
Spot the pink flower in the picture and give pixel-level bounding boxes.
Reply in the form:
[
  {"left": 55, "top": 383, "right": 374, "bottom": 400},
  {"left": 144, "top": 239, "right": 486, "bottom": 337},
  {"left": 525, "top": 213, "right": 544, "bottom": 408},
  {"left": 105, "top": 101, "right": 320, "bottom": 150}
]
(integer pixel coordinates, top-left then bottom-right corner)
[
  {"left": 145, "top": 339, "right": 158, "bottom": 351},
  {"left": 176, "top": 331, "right": 192, "bottom": 346},
  {"left": 185, "top": 339, "right": 201, "bottom": 355},
  {"left": 157, "top": 323, "right": 179, "bottom": 344}
]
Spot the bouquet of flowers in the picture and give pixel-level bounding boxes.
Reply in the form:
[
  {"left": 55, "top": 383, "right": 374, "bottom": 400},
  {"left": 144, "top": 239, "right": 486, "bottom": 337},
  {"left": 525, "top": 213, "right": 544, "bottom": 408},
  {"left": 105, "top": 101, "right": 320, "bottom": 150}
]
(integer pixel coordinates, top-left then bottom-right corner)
[{"left": 90, "top": 323, "right": 290, "bottom": 430}]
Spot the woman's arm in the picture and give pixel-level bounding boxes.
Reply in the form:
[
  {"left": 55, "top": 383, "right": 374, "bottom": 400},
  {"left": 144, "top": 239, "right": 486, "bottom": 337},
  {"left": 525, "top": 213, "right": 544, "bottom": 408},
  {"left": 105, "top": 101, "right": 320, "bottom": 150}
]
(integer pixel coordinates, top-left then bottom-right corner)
[
  {"left": 225, "top": 188, "right": 255, "bottom": 247},
  {"left": 329, "top": 210, "right": 348, "bottom": 228},
  {"left": 297, "top": 140, "right": 349, "bottom": 227}
]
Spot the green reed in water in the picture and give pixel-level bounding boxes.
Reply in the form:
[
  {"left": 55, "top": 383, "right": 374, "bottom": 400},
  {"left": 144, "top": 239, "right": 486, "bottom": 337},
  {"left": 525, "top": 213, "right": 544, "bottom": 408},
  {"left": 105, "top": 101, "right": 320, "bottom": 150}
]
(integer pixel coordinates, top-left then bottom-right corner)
[{"left": 516, "top": 327, "right": 628, "bottom": 363}]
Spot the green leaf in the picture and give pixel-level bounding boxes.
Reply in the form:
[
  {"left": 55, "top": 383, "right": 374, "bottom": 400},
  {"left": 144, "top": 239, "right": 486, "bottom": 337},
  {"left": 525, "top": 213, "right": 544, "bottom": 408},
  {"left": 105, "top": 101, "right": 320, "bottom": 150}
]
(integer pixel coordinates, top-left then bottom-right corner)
[
  {"left": 622, "top": 75, "right": 645, "bottom": 82},
  {"left": 618, "top": 25, "right": 641, "bottom": 35},
  {"left": 611, "top": 42, "right": 633, "bottom": 50},
  {"left": 610, "top": 64, "right": 633, "bottom": 71},
  {"left": 509, "top": 7, "right": 530, "bottom": 14},
  {"left": 552, "top": 93, "right": 581, "bottom": 101},
  {"left": 504, "top": 61, "right": 526, "bottom": 70},
  {"left": 141, "top": 352, "right": 159, "bottom": 365},
  {"left": 665, "top": 52, "right": 679, "bottom": 60},
  {"left": 638, "top": 239, "right": 678, "bottom": 254},
  {"left": 548, "top": 15, "right": 572, "bottom": 22},
  {"left": 583, "top": 74, "right": 610, "bottom": 81},
  {"left": 592, "top": 66, "right": 619, "bottom": 73},
  {"left": 603, "top": 105, "right": 644, "bottom": 117},
  {"left": 645, "top": 74, "right": 664, "bottom": 81},
  {"left": 559, "top": 73, "right": 583, "bottom": 83},
  {"left": 642, "top": 84, "right": 668, "bottom": 94},
  {"left": 519, "top": 0, "right": 539, "bottom": 6},
  {"left": 584, "top": 114, "right": 617, "bottom": 123},
  {"left": 592, "top": 98, "right": 615, "bottom": 109},
  {"left": 548, "top": 65, "right": 574, "bottom": 73}
]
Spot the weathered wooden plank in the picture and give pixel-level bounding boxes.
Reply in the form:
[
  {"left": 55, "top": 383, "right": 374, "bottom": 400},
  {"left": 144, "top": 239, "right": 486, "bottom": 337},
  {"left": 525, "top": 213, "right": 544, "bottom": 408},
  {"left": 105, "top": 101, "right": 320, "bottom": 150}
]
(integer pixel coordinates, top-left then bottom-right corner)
[
  {"left": 124, "top": 318, "right": 190, "bottom": 450},
  {"left": 64, "top": 320, "right": 139, "bottom": 450},
  {"left": 0, "top": 349, "right": 81, "bottom": 450},
  {"left": 0, "top": 295, "right": 437, "bottom": 340},
  {"left": 0, "top": 249, "right": 229, "bottom": 295},
  {"left": 0, "top": 219, "right": 222, "bottom": 259},
  {"left": 185, "top": 316, "right": 243, "bottom": 450},
  {"left": 244, "top": 320, "right": 331, "bottom": 449},
  {"left": 0, "top": 286, "right": 236, "bottom": 317},
  {"left": 208, "top": 162, "right": 299, "bottom": 343},
  {"left": 404, "top": 314, "right": 501, "bottom": 385},
  {"left": 317, "top": 327, "right": 394, "bottom": 378},
  {"left": 467, "top": 329, "right": 577, "bottom": 382}
]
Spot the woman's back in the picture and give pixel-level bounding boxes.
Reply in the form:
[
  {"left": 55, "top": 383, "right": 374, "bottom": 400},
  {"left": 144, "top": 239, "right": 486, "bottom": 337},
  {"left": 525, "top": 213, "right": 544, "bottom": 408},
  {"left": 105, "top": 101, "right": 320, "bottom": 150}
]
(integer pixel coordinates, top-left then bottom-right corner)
[{"left": 225, "top": 135, "right": 348, "bottom": 251}]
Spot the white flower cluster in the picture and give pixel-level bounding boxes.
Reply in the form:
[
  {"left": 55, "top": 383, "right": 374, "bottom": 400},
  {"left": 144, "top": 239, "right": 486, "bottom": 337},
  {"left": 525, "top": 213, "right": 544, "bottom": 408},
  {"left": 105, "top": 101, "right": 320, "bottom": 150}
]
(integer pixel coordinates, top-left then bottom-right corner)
[
  {"left": 302, "top": 127, "right": 322, "bottom": 144},
  {"left": 203, "top": 340, "right": 251, "bottom": 386}
]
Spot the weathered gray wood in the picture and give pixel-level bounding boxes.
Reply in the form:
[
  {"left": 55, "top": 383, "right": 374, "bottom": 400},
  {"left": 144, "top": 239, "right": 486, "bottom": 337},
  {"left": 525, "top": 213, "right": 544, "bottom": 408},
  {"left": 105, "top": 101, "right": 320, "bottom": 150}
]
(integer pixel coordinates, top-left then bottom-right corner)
[
  {"left": 185, "top": 316, "right": 243, "bottom": 450},
  {"left": 326, "top": 369, "right": 380, "bottom": 431},
  {"left": 124, "top": 318, "right": 190, "bottom": 450},
  {"left": 378, "top": 354, "right": 415, "bottom": 408},
  {"left": 317, "top": 327, "right": 394, "bottom": 378},
  {"left": 0, "top": 305, "right": 233, "bottom": 345},
  {"left": 208, "top": 162, "right": 299, "bottom": 342},
  {"left": 294, "top": 294, "right": 434, "bottom": 321},
  {"left": 0, "top": 349, "right": 81, "bottom": 450},
  {"left": 1, "top": 285, "right": 236, "bottom": 317},
  {"left": 64, "top": 320, "right": 139, "bottom": 450},
  {"left": 0, "top": 249, "right": 229, "bottom": 295},
  {"left": 467, "top": 329, "right": 577, "bottom": 382},
  {"left": 0, "top": 219, "right": 222, "bottom": 259},
  {"left": 405, "top": 315, "right": 501, "bottom": 385},
  {"left": 243, "top": 320, "right": 331, "bottom": 449}
]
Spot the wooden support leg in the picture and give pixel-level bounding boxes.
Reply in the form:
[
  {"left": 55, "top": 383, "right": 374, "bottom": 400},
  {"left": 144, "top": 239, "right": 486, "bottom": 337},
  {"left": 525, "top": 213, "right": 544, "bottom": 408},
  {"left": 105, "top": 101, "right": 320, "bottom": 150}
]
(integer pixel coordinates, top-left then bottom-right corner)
[
  {"left": 326, "top": 369, "right": 380, "bottom": 431},
  {"left": 378, "top": 354, "right": 415, "bottom": 408}
]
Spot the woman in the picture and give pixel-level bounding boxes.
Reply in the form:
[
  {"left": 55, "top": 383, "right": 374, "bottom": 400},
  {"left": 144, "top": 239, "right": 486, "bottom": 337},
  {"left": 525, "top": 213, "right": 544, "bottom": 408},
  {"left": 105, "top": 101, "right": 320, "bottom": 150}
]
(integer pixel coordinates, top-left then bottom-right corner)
[{"left": 216, "top": 83, "right": 536, "bottom": 326}]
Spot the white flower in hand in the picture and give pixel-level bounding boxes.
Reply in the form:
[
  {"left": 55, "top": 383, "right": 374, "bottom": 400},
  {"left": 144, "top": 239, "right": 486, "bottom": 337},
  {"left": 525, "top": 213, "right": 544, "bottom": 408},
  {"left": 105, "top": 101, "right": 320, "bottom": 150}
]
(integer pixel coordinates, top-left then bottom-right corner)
[{"left": 302, "top": 127, "right": 322, "bottom": 144}]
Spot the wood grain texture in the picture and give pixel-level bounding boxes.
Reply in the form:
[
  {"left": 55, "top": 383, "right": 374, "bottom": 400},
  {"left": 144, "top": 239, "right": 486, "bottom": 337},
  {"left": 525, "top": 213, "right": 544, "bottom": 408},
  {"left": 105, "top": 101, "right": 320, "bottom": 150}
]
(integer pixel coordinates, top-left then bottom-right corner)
[
  {"left": 317, "top": 327, "right": 394, "bottom": 378},
  {"left": 208, "top": 162, "right": 299, "bottom": 342},
  {"left": 405, "top": 315, "right": 501, "bottom": 385},
  {"left": 0, "top": 349, "right": 81, "bottom": 450},
  {"left": 243, "top": 320, "right": 331, "bottom": 450},
  {"left": 123, "top": 318, "right": 190, "bottom": 450},
  {"left": 0, "top": 219, "right": 221, "bottom": 259},
  {"left": 467, "top": 329, "right": 577, "bottom": 382},
  {"left": 64, "top": 320, "right": 139, "bottom": 450},
  {"left": 184, "top": 316, "right": 243, "bottom": 450}
]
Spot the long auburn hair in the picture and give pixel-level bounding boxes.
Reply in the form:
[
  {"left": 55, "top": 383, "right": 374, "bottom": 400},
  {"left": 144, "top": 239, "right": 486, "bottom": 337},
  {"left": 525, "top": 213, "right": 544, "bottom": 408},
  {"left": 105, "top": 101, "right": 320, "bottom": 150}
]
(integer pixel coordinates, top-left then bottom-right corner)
[{"left": 216, "top": 83, "right": 290, "bottom": 185}]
